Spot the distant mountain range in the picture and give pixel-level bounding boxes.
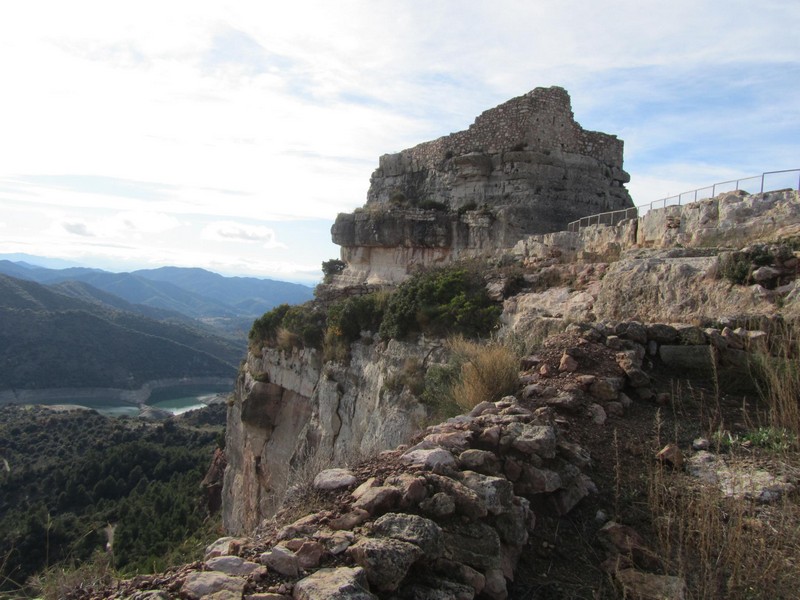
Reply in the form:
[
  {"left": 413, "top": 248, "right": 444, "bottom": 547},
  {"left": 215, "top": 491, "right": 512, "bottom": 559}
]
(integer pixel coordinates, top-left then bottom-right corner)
[
  {"left": 0, "top": 260, "right": 314, "bottom": 336},
  {"left": 0, "top": 260, "right": 315, "bottom": 391}
]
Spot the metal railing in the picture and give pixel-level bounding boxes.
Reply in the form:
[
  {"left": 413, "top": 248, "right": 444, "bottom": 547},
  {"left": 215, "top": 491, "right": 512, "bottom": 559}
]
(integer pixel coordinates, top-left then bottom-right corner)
[
  {"left": 566, "top": 207, "right": 638, "bottom": 232},
  {"left": 566, "top": 168, "right": 800, "bottom": 232}
]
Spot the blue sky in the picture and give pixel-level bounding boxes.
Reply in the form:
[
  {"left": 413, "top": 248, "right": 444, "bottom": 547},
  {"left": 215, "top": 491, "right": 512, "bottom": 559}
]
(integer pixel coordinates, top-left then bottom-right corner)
[{"left": 1, "top": 1, "right": 798, "bottom": 284}]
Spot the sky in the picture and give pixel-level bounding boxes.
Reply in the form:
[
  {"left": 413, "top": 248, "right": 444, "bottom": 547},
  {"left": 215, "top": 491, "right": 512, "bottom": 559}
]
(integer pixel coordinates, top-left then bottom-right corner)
[{"left": 1, "top": 1, "right": 798, "bottom": 285}]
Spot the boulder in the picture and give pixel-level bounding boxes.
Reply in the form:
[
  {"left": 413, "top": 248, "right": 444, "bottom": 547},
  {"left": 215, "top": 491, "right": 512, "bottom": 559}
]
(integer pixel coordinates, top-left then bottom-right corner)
[
  {"left": 372, "top": 512, "right": 445, "bottom": 559},
  {"left": 313, "top": 468, "right": 357, "bottom": 491},
  {"left": 293, "top": 567, "right": 376, "bottom": 600},
  {"left": 181, "top": 571, "right": 246, "bottom": 600},
  {"left": 659, "top": 345, "right": 715, "bottom": 371},
  {"left": 346, "top": 537, "right": 423, "bottom": 592}
]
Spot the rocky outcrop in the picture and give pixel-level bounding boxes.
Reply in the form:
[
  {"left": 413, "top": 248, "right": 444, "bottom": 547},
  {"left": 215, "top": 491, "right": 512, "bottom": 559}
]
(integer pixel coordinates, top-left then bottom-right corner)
[
  {"left": 506, "top": 190, "right": 800, "bottom": 326},
  {"left": 116, "top": 395, "right": 597, "bottom": 599},
  {"left": 330, "top": 86, "right": 632, "bottom": 286},
  {"left": 514, "top": 189, "right": 800, "bottom": 264},
  {"left": 222, "top": 340, "right": 442, "bottom": 533}
]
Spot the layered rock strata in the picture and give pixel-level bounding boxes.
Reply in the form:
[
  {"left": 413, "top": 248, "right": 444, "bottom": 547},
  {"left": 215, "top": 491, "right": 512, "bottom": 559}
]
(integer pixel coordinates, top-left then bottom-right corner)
[
  {"left": 222, "top": 340, "right": 441, "bottom": 533},
  {"left": 331, "top": 86, "right": 632, "bottom": 286}
]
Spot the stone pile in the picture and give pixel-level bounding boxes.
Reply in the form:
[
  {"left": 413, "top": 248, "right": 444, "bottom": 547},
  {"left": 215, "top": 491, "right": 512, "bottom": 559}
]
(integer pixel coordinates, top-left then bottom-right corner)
[{"left": 118, "top": 396, "right": 596, "bottom": 599}]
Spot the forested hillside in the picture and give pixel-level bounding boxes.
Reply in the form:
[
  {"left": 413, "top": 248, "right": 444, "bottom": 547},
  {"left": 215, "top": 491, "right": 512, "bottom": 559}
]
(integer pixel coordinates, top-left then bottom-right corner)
[
  {"left": 0, "top": 274, "right": 240, "bottom": 390},
  {"left": 0, "top": 404, "right": 225, "bottom": 590}
]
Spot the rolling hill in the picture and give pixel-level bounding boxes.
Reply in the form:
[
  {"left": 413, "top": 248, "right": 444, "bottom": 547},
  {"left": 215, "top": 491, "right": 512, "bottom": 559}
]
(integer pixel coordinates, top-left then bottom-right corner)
[{"left": 0, "top": 274, "right": 241, "bottom": 390}]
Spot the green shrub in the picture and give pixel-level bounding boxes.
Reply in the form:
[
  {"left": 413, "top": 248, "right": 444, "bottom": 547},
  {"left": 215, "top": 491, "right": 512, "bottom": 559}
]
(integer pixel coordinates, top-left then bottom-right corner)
[
  {"left": 378, "top": 265, "right": 501, "bottom": 340},
  {"left": 249, "top": 304, "right": 291, "bottom": 346},
  {"left": 718, "top": 253, "right": 752, "bottom": 285},
  {"left": 249, "top": 303, "right": 326, "bottom": 350},
  {"left": 321, "top": 258, "right": 346, "bottom": 283},
  {"left": 323, "top": 292, "right": 389, "bottom": 362}
]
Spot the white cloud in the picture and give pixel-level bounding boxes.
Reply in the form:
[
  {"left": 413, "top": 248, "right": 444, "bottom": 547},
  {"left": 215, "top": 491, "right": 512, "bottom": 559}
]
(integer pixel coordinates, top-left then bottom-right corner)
[
  {"left": 0, "top": 1, "right": 797, "bottom": 280},
  {"left": 202, "top": 221, "right": 285, "bottom": 248},
  {"left": 62, "top": 221, "right": 95, "bottom": 237}
]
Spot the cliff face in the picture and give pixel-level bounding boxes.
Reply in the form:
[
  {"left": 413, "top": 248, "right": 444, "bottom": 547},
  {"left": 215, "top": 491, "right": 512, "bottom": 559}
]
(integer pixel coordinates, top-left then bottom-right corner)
[
  {"left": 331, "top": 86, "right": 632, "bottom": 286},
  {"left": 222, "top": 340, "right": 443, "bottom": 533}
]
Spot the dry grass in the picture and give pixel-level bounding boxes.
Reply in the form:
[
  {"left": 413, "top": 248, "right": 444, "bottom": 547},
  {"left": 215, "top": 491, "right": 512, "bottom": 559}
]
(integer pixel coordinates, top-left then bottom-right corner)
[
  {"left": 647, "top": 456, "right": 800, "bottom": 600},
  {"left": 28, "top": 552, "right": 114, "bottom": 600},
  {"left": 276, "top": 327, "right": 302, "bottom": 352},
  {"left": 753, "top": 321, "right": 800, "bottom": 433},
  {"left": 447, "top": 336, "right": 519, "bottom": 410}
]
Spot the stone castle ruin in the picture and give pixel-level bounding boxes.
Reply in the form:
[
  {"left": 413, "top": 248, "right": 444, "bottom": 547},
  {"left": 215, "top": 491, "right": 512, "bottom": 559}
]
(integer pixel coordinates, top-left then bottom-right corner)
[{"left": 331, "top": 86, "right": 633, "bottom": 285}]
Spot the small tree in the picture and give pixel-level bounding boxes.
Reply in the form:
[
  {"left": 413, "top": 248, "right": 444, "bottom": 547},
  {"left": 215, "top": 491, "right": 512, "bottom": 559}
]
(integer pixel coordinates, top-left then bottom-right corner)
[{"left": 321, "top": 259, "right": 346, "bottom": 283}]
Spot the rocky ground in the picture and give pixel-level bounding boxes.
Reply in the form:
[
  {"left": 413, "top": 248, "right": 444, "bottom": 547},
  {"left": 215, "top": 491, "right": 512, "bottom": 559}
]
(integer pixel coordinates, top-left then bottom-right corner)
[{"left": 70, "top": 319, "right": 799, "bottom": 600}]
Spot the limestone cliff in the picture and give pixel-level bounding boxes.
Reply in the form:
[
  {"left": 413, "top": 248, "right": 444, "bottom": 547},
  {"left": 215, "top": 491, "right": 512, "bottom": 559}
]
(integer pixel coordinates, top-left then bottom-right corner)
[
  {"left": 331, "top": 86, "right": 632, "bottom": 286},
  {"left": 223, "top": 340, "right": 443, "bottom": 533}
]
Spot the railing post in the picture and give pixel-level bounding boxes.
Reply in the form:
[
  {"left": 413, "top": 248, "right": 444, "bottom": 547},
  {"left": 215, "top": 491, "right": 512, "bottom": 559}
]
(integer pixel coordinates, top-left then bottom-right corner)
[{"left": 761, "top": 173, "right": 765, "bottom": 193}]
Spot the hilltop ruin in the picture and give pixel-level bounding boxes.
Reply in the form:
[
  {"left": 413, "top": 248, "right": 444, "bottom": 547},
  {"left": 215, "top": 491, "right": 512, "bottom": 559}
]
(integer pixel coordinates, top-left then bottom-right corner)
[{"left": 331, "top": 86, "right": 632, "bottom": 286}]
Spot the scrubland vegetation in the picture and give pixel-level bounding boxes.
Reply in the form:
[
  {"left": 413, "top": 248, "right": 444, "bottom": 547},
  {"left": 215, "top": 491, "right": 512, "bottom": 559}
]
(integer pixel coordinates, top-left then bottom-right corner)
[{"left": 0, "top": 405, "right": 224, "bottom": 596}]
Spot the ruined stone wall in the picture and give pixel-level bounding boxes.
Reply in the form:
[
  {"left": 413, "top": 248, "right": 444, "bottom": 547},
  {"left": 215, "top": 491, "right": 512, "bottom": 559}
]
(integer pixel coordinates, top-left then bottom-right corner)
[
  {"left": 374, "top": 87, "right": 624, "bottom": 176},
  {"left": 328, "top": 86, "right": 633, "bottom": 288}
]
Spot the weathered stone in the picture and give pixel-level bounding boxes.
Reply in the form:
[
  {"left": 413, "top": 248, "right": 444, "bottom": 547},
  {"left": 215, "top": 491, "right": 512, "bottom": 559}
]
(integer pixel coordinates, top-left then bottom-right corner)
[
  {"left": 352, "top": 486, "right": 401, "bottom": 516},
  {"left": 259, "top": 545, "right": 299, "bottom": 578},
  {"left": 687, "top": 450, "right": 796, "bottom": 502},
  {"left": 458, "top": 470, "right": 515, "bottom": 515},
  {"left": 346, "top": 537, "right": 423, "bottom": 591},
  {"left": 752, "top": 265, "right": 781, "bottom": 282},
  {"left": 622, "top": 321, "right": 648, "bottom": 345},
  {"left": 552, "top": 473, "right": 596, "bottom": 515},
  {"left": 385, "top": 473, "right": 429, "bottom": 507},
  {"left": 458, "top": 449, "right": 502, "bottom": 475},
  {"left": 293, "top": 567, "right": 376, "bottom": 600},
  {"left": 277, "top": 512, "right": 328, "bottom": 540},
  {"left": 510, "top": 424, "right": 557, "bottom": 458},
  {"left": 478, "top": 424, "right": 502, "bottom": 446},
  {"left": 645, "top": 323, "right": 679, "bottom": 344},
  {"left": 659, "top": 345, "right": 715, "bottom": 371},
  {"left": 539, "top": 391, "right": 584, "bottom": 413},
  {"left": 588, "top": 403, "right": 607, "bottom": 425},
  {"left": 614, "top": 569, "right": 687, "bottom": 600},
  {"left": 419, "top": 491, "right": 456, "bottom": 518},
  {"left": 721, "top": 326, "right": 744, "bottom": 349},
  {"left": 205, "top": 536, "right": 246, "bottom": 560},
  {"left": 559, "top": 353, "right": 579, "bottom": 372},
  {"left": 295, "top": 541, "right": 325, "bottom": 569},
  {"left": 432, "top": 558, "right": 486, "bottom": 595},
  {"left": 605, "top": 401, "right": 624, "bottom": 417},
  {"left": 205, "top": 555, "right": 261, "bottom": 577},
  {"left": 181, "top": 571, "right": 246, "bottom": 600},
  {"left": 372, "top": 512, "right": 444, "bottom": 559},
  {"left": 323, "top": 530, "right": 354, "bottom": 555},
  {"left": 704, "top": 328, "right": 727, "bottom": 350},
  {"left": 516, "top": 464, "right": 562, "bottom": 494},
  {"left": 329, "top": 508, "right": 371, "bottom": 531},
  {"left": 494, "top": 499, "right": 532, "bottom": 546},
  {"left": 420, "top": 430, "right": 474, "bottom": 453},
  {"left": 557, "top": 438, "right": 592, "bottom": 468},
  {"left": 442, "top": 521, "right": 502, "bottom": 570},
  {"left": 313, "top": 468, "right": 357, "bottom": 491},
  {"left": 425, "top": 473, "right": 488, "bottom": 519},
  {"left": 676, "top": 324, "right": 706, "bottom": 345},
  {"left": 483, "top": 568, "right": 508, "bottom": 600},
  {"left": 401, "top": 447, "right": 458, "bottom": 471},
  {"left": 589, "top": 377, "right": 623, "bottom": 401}
]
